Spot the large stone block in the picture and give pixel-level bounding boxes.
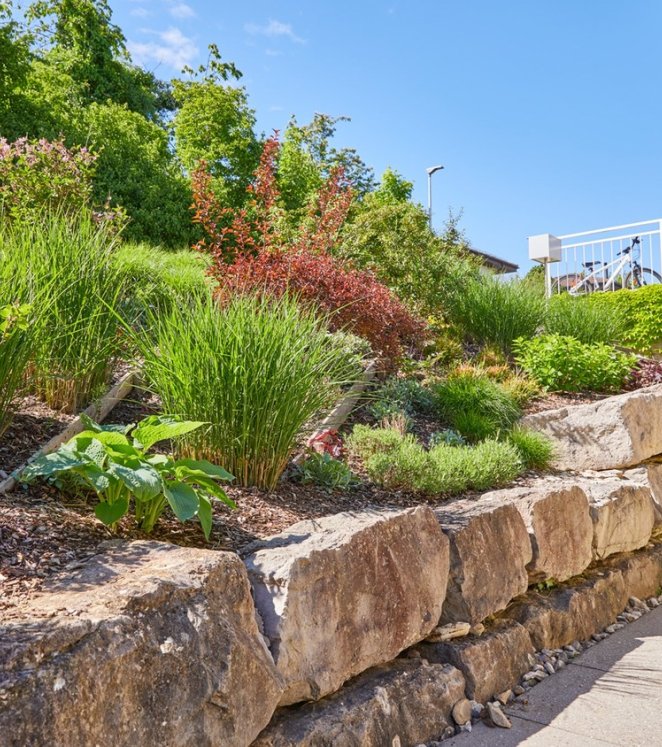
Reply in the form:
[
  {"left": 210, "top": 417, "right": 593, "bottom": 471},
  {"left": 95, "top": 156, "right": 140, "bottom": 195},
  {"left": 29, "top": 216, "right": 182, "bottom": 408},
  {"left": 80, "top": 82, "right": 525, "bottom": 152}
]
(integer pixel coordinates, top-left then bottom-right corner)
[
  {"left": 0, "top": 541, "right": 283, "bottom": 747},
  {"left": 253, "top": 660, "right": 465, "bottom": 747},
  {"left": 602, "top": 543, "right": 662, "bottom": 600},
  {"left": 578, "top": 476, "right": 655, "bottom": 560},
  {"left": 521, "top": 384, "right": 662, "bottom": 471},
  {"left": 244, "top": 506, "right": 449, "bottom": 706},
  {"left": 505, "top": 568, "right": 628, "bottom": 649},
  {"left": 435, "top": 497, "right": 532, "bottom": 624},
  {"left": 625, "top": 464, "right": 662, "bottom": 535},
  {"left": 488, "top": 481, "right": 593, "bottom": 583},
  {"left": 417, "top": 619, "right": 534, "bottom": 704}
]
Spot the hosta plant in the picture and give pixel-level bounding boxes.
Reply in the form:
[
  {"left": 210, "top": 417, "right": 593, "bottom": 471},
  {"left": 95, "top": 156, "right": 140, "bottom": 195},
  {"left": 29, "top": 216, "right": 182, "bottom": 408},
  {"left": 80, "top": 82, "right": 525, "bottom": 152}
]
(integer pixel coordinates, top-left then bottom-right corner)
[{"left": 21, "top": 414, "right": 235, "bottom": 538}]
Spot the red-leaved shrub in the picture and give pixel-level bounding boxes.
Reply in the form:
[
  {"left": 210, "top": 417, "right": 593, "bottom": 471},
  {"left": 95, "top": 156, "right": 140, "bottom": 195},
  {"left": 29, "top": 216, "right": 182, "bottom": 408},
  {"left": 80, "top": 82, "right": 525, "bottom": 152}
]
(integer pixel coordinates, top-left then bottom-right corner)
[
  {"left": 625, "top": 358, "right": 662, "bottom": 390},
  {"left": 191, "top": 134, "right": 425, "bottom": 366}
]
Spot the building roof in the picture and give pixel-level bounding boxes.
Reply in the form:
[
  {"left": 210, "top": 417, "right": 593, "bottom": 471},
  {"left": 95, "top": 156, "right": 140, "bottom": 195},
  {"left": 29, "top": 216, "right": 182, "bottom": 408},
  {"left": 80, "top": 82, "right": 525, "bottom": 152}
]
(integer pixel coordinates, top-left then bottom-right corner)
[{"left": 467, "top": 247, "right": 519, "bottom": 274}]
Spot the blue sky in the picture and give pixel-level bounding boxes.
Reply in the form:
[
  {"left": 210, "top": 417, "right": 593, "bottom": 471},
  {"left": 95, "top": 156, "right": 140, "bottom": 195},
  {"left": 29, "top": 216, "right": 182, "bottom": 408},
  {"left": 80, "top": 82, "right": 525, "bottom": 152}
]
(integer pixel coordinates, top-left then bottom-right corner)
[{"left": 113, "top": 0, "right": 662, "bottom": 271}]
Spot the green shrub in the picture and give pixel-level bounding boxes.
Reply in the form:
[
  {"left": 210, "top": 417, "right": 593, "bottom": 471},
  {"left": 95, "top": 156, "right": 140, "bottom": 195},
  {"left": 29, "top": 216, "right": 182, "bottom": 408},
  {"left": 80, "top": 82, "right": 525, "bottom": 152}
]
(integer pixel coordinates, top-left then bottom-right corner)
[
  {"left": 444, "top": 275, "right": 545, "bottom": 354},
  {"left": 136, "top": 294, "right": 357, "bottom": 489},
  {"left": 368, "top": 376, "right": 435, "bottom": 422},
  {"left": 586, "top": 285, "right": 662, "bottom": 354},
  {"left": 354, "top": 427, "right": 523, "bottom": 495},
  {"left": 113, "top": 243, "right": 211, "bottom": 317},
  {"left": 429, "top": 429, "right": 465, "bottom": 447},
  {"left": 513, "top": 334, "right": 637, "bottom": 392},
  {"left": 546, "top": 294, "right": 626, "bottom": 346},
  {"left": 1, "top": 212, "right": 126, "bottom": 412},
  {"left": 433, "top": 369, "right": 522, "bottom": 441},
  {"left": 296, "top": 452, "right": 357, "bottom": 489},
  {"left": 21, "top": 414, "right": 234, "bottom": 537},
  {"left": 347, "top": 424, "right": 416, "bottom": 458},
  {"left": 508, "top": 427, "right": 554, "bottom": 470}
]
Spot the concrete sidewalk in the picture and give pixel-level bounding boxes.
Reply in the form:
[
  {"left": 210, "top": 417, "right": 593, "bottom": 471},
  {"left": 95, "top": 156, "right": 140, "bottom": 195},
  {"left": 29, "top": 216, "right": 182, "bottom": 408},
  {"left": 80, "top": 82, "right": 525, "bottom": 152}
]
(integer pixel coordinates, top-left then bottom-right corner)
[{"left": 445, "top": 605, "right": 662, "bottom": 746}]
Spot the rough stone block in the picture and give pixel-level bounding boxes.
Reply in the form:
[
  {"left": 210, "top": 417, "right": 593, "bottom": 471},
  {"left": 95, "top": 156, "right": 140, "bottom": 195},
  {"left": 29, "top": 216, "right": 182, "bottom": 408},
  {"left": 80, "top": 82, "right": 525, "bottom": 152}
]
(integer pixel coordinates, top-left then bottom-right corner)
[
  {"left": 520, "top": 384, "right": 662, "bottom": 471},
  {"left": 244, "top": 506, "right": 449, "bottom": 706},
  {"left": 578, "top": 476, "right": 655, "bottom": 559},
  {"left": 625, "top": 464, "right": 662, "bottom": 535},
  {"left": 0, "top": 541, "right": 283, "bottom": 747},
  {"left": 253, "top": 660, "right": 465, "bottom": 747},
  {"left": 488, "top": 481, "right": 593, "bottom": 583},
  {"left": 602, "top": 543, "right": 662, "bottom": 601},
  {"left": 505, "top": 568, "right": 628, "bottom": 649},
  {"left": 435, "top": 497, "right": 532, "bottom": 624},
  {"left": 416, "top": 619, "right": 535, "bottom": 704}
]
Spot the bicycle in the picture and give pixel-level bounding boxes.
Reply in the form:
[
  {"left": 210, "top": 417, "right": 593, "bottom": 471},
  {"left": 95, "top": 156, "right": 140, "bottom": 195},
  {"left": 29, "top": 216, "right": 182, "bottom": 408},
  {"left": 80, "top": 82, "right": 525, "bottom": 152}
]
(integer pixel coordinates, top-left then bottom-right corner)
[{"left": 553, "top": 236, "right": 662, "bottom": 294}]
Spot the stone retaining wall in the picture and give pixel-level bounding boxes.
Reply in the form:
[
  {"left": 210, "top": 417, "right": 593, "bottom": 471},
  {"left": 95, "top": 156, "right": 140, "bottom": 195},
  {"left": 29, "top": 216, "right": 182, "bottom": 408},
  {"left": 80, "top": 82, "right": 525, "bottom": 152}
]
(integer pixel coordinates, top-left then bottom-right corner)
[{"left": 5, "top": 385, "right": 662, "bottom": 746}]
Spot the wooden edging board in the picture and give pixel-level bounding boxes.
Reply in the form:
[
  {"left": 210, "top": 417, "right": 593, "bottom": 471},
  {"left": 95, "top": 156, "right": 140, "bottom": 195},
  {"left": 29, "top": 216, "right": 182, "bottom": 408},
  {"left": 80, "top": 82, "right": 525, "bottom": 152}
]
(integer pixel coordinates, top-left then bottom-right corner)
[
  {"left": 292, "top": 360, "right": 377, "bottom": 466},
  {"left": 0, "top": 369, "right": 137, "bottom": 495}
]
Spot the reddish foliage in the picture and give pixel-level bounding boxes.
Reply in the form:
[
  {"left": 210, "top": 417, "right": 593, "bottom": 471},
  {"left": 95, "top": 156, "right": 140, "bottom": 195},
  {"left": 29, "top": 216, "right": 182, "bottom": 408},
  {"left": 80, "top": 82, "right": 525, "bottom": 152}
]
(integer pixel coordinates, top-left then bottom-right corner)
[
  {"left": 191, "top": 133, "right": 426, "bottom": 367},
  {"left": 625, "top": 358, "right": 662, "bottom": 390},
  {"left": 308, "top": 429, "right": 344, "bottom": 458}
]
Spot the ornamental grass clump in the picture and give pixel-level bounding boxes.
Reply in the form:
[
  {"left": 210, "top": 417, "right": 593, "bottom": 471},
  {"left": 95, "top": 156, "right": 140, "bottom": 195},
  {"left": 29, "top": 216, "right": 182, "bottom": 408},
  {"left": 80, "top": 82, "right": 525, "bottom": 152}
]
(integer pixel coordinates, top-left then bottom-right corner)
[
  {"left": 1, "top": 213, "right": 126, "bottom": 412},
  {"left": 546, "top": 294, "right": 626, "bottom": 346},
  {"left": 0, "top": 302, "right": 33, "bottom": 436},
  {"left": 137, "top": 294, "right": 359, "bottom": 489}
]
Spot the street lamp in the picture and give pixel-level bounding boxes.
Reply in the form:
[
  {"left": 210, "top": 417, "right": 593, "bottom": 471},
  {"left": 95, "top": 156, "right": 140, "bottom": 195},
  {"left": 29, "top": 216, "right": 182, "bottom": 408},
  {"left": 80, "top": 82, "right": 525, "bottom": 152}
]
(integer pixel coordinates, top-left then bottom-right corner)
[{"left": 426, "top": 165, "right": 444, "bottom": 230}]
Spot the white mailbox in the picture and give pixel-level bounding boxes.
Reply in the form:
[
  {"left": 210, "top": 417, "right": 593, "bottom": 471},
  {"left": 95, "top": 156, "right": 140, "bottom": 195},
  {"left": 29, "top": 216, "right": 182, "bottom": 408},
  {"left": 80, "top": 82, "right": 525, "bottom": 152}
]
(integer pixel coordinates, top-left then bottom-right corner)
[{"left": 528, "top": 233, "right": 562, "bottom": 263}]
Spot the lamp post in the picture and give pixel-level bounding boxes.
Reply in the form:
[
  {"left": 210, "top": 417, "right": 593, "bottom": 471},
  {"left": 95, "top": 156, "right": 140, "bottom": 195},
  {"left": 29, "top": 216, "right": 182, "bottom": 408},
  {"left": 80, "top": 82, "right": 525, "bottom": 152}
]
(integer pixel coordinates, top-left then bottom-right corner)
[{"left": 426, "top": 165, "right": 444, "bottom": 230}]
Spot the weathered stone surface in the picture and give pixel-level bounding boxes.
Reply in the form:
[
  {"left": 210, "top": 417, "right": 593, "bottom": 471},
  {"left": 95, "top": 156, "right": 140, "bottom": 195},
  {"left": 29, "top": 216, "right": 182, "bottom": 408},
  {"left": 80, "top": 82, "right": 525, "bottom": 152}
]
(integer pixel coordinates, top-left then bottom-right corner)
[
  {"left": 625, "top": 464, "right": 662, "bottom": 534},
  {"left": 0, "top": 541, "right": 282, "bottom": 747},
  {"left": 245, "top": 507, "right": 449, "bottom": 706},
  {"left": 416, "top": 619, "right": 535, "bottom": 704},
  {"left": 253, "top": 660, "right": 465, "bottom": 747},
  {"left": 520, "top": 384, "right": 662, "bottom": 471},
  {"left": 485, "top": 481, "right": 593, "bottom": 583},
  {"left": 425, "top": 621, "right": 471, "bottom": 642},
  {"left": 435, "top": 497, "right": 532, "bottom": 624},
  {"left": 505, "top": 568, "right": 628, "bottom": 649},
  {"left": 578, "top": 476, "right": 655, "bottom": 559},
  {"left": 602, "top": 543, "right": 662, "bottom": 601}
]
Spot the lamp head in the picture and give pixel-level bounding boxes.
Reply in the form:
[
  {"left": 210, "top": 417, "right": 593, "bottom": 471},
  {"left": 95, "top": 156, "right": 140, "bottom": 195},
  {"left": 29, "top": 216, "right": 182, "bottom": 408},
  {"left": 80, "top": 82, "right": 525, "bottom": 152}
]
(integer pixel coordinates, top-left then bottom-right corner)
[{"left": 426, "top": 165, "right": 444, "bottom": 176}]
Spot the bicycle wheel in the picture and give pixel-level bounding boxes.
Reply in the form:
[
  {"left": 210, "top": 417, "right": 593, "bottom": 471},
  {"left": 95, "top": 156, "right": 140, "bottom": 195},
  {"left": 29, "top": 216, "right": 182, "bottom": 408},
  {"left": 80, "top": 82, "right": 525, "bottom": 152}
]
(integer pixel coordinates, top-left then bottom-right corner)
[
  {"left": 552, "top": 274, "right": 583, "bottom": 294},
  {"left": 624, "top": 267, "right": 662, "bottom": 288}
]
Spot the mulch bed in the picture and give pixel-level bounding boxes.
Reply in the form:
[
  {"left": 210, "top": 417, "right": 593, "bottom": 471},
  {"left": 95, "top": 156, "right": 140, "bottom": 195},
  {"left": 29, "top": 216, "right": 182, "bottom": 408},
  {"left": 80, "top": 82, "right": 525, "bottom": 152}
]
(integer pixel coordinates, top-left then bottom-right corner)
[
  {"left": 0, "top": 379, "right": 632, "bottom": 611},
  {"left": 523, "top": 391, "right": 609, "bottom": 415}
]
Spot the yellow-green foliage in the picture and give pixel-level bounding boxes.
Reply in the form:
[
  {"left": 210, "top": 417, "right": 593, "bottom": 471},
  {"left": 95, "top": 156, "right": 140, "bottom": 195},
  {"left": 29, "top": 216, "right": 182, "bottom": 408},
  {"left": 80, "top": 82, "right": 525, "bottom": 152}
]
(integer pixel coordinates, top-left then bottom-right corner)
[{"left": 587, "top": 285, "right": 662, "bottom": 354}]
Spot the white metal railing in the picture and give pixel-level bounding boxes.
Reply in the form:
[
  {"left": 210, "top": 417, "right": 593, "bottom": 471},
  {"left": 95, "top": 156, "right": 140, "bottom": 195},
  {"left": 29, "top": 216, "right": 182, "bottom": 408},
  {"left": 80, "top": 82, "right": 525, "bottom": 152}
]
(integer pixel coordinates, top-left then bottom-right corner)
[{"left": 541, "top": 219, "right": 662, "bottom": 295}]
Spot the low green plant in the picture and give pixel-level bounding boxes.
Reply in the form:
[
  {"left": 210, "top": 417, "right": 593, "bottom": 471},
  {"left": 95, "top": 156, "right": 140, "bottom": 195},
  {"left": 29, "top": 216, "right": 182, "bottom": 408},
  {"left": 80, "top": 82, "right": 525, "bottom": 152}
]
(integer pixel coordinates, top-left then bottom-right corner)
[
  {"left": 296, "top": 452, "right": 358, "bottom": 489},
  {"left": 513, "top": 334, "right": 637, "bottom": 392},
  {"left": 347, "top": 425, "right": 415, "bottom": 459},
  {"left": 444, "top": 275, "right": 545, "bottom": 354},
  {"left": 433, "top": 368, "right": 522, "bottom": 441},
  {"left": 135, "top": 294, "right": 358, "bottom": 489},
  {"left": 0, "top": 302, "right": 32, "bottom": 435},
  {"left": 21, "top": 414, "right": 234, "bottom": 537},
  {"left": 352, "top": 427, "right": 523, "bottom": 495},
  {"left": 586, "top": 285, "right": 662, "bottom": 353},
  {"left": 429, "top": 429, "right": 466, "bottom": 447},
  {"left": 508, "top": 427, "right": 554, "bottom": 470},
  {"left": 546, "top": 294, "right": 626, "bottom": 346}
]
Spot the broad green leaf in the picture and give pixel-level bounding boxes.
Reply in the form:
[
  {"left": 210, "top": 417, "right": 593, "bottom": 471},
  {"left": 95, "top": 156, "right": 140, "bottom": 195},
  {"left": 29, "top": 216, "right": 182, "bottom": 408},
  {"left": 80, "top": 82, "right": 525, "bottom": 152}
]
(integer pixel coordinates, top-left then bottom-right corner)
[
  {"left": 184, "top": 474, "right": 236, "bottom": 509},
  {"left": 81, "top": 466, "right": 114, "bottom": 494},
  {"left": 164, "top": 481, "right": 199, "bottom": 521},
  {"left": 105, "top": 442, "right": 141, "bottom": 461},
  {"left": 109, "top": 463, "right": 163, "bottom": 502},
  {"left": 81, "top": 413, "right": 133, "bottom": 434},
  {"left": 83, "top": 438, "right": 107, "bottom": 469},
  {"left": 21, "top": 451, "right": 87, "bottom": 481},
  {"left": 146, "top": 453, "right": 170, "bottom": 467},
  {"left": 197, "top": 495, "right": 213, "bottom": 540},
  {"left": 132, "top": 416, "right": 206, "bottom": 451},
  {"left": 95, "top": 495, "right": 129, "bottom": 526},
  {"left": 173, "top": 458, "right": 234, "bottom": 481}
]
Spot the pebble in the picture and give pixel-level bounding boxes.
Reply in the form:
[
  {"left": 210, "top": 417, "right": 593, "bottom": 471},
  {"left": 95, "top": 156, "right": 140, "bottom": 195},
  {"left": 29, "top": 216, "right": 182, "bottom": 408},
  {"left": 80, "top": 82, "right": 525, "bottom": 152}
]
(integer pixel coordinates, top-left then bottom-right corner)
[
  {"left": 457, "top": 723, "right": 472, "bottom": 734},
  {"left": 425, "top": 621, "right": 471, "bottom": 642},
  {"left": 452, "top": 698, "right": 472, "bottom": 726},
  {"left": 648, "top": 597, "right": 659, "bottom": 608},
  {"left": 527, "top": 653, "right": 537, "bottom": 668},
  {"left": 544, "top": 662, "right": 555, "bottom": 675},
  {"left": 629, "top": 596, "right": 648, "bottom": 611},
  {"left": 572, "top": 641, "right": 583, "bottom": 652},
  {"left": 513, "top": 685, "right": 525, "bottom": 696},
  {"left": 556, "top": 659, "right": 565, "bottom": 670},
  {"left": 496, "top": 689, "right": 513, "bottom": 706},
  {"left": 470, "top": 700, "right": 483, "bottom": 720},
  {"left": 485, "top": 701, "right": 512, "bottom": 729},
  {"left": 470, "top": 623, "right": 485, "bottom": 636}
]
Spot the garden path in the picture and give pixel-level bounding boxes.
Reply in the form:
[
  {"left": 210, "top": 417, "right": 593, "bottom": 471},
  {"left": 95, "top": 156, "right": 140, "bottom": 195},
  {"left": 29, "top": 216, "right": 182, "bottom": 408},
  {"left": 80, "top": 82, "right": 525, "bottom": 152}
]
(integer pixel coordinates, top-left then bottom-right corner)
[{"left": 445, "top": 604, "right": 662, "bottom": 746}]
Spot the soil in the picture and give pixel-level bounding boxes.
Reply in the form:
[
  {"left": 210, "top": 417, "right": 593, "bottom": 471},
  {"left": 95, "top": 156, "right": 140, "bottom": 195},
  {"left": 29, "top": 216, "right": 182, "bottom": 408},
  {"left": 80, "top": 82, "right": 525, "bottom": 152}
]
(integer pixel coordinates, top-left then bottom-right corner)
[
  {"left": 0, "top": 378, "right": 635, "bottom": 611},
  {"left": 523, "top": 390, "right": 609, "bottom": 415}
]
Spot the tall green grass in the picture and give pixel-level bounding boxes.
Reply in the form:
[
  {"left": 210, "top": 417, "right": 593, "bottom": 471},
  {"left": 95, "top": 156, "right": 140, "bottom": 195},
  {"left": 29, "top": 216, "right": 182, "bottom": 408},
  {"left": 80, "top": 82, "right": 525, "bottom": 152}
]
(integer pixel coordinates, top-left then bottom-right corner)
[
  {"left": 113, "top": 243, "right": 211, "bottom": 317},
  {"left": 445, "top": 275, "right": 546, "bottom": 353},
  {"left": 136, "top": 294, "right": 359, "bottom": 489},
  {"left": 1, "top": 213, "right": 125, "bottom": 412},
  {"left": 546, "top": 294, "right": 626, "bottom": 345},
  {"left": 0, "top": 241, "right": 34, "bottom": 434}
]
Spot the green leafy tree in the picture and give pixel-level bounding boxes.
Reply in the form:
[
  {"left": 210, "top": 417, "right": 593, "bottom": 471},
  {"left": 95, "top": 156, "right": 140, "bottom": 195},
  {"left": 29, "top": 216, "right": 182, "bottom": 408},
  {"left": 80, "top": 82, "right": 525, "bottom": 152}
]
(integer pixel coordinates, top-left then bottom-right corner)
[
  {"left": 80, "top": 102, "right": 192, "bottom": 246},
  {"left": 172, "top": 49, "right": 260, "bottom": 208},
  {"left": 0, "top": 1, "right": 32, "bottom": 132},
  {"left": 278, "top": 113, "right": 376, "bottom": 212}
]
